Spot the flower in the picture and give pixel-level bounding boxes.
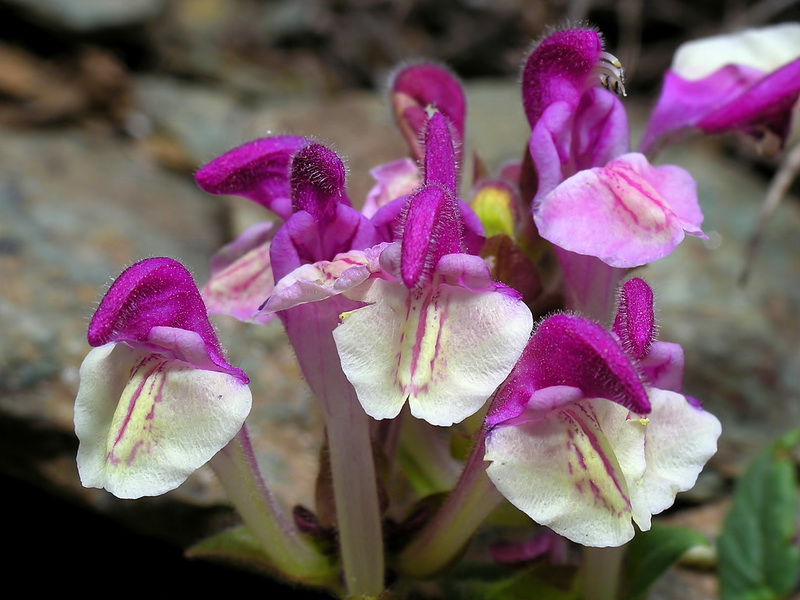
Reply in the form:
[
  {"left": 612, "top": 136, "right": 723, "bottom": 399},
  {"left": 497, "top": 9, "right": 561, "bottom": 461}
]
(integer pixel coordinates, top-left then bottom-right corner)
[
  {"left": 262, "top": 112, "right": 533, "bottom": 426},
  {"left": 483, "top": 279, "right": 720, "bottom": 546},
  {"left": 333, "top": 241, "right": 533, "bottom": 426},
  {"left": 194, "top": 135, "right": 312, "bottom": 324},
  {"left": 522, "top": 26, "right": 707, "bottom": 268},
  {"left": 534, "top": 153, "right": 706, "bottom": 268},
  {"left": 640, "top": 22, "right": 800, "bottom": 156},
  {"left": 195, "top": 137, "right": 380, "bottom": 324},
  {"left": 74, "top": 257, "right": 252, "bottom": 499},
  {"left": 517, "top": 26, "right": 708, "bottom": 321},
  {"left": 390, "top": 61, "right": 466, "bottom": 163}
]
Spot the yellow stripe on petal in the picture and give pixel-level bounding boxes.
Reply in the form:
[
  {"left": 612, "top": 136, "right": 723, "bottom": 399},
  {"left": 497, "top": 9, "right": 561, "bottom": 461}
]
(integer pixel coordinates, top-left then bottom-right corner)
[
  {"left": 396, "top": 287, "right": 443, "bottom": 396},
  {"left": 75, "top": 343, "right": 252, "bottom": 499},
  {"left": 106, "top": 354, "right": 172, "bottom": 469},
  {"left": 335, "top": 278, "right": 532, "bottom": 427},
  {"left": 561, "top": 404, "right": 632, "bottom": 521},
  {"left": 486, "top": 399, "right": 640, "bottom": 547}
]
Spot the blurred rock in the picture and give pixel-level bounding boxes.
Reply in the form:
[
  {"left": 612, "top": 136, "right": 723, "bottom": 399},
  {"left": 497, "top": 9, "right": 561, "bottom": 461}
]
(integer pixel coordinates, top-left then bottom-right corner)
[
  {"left": 134, "top": 74, "right": 408, "bottom": 205},
  {"left": 0, "top": 126, "right": 224, "bottom": 529},
  {"left": 0, "top": 43, "right": 132, "bottom": 126},
  {"left": 2, "top": 0, "right": 166, "bottom": 31}
]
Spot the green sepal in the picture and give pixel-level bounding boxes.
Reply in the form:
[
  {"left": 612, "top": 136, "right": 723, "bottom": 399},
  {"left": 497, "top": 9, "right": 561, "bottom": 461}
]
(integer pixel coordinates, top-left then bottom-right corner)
[
  {"left": 718, "top": 428, "right": 800, "bottom": 600},
  {"left": 620, "top": 522, "right": 711, "bottom": 600},
  {"left": 186, "top": 525, "right": 338, "bottom": 589}
]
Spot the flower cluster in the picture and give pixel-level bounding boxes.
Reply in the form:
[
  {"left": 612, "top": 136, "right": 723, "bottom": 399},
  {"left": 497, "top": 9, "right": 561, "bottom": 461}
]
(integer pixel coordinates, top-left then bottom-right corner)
[{"left": 72, "top": 20, "right": 800, "bottom": 600}]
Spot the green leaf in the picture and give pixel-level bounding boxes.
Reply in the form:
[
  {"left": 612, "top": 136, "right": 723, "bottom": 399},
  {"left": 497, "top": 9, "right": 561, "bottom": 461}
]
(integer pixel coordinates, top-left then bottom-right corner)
[
  {"left": 621, "top": 523, "right": 710, "bottom": 600},
  {"left": 186, "top": 525, "right": 337, "bottom": 588},
  {"left": 440, "top": 562, "right": 580, "bottom": 600},
  {"left": 482, "top": 567, "right": 581, "bottom": 600},
  {"left": 718, "top": 428, "right": 800, "bottom": 600}
]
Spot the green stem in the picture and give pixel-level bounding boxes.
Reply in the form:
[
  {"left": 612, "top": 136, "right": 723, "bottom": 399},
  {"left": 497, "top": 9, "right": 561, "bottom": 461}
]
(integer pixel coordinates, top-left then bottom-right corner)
[
  {"left": 581, "top": 545, "right": 626, "bottom": 600},
  {"left": 320, "top": 380, "right": 385, "bottom": 597},
  {"left": 397, "top": 414, "right": 461, "bottom": 496},
  {"left": 283, "top": 301, "right": 385, "bottom": 597},
  {"left": 209, "top": 426, "right": 334, "bottom": 583},
  {"left": 396, "top": 432, "right": 502, "bottom": 578}
]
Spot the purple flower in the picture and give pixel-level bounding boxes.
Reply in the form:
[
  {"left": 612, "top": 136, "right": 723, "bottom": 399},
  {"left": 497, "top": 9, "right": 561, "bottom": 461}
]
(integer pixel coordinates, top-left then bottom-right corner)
[
  {"left": 523, "top": 27, "right": 707, "bottom": 266},
  {"left": 74, "top": 257, "right": 252, "bottom": 499},
  {"left": 194, "top": 136, "right": 314, "bottom": 324},
  {"left": 640, "top": 23, "right": 800, "bottom": 156},
  {"left": 195, "top": 138, "right": 379, "bottom": 324},
  {"left": 484, "top": 278, "right": 720, "bottom": 546},
  {"left": 534, "top": 153, "right": 705, "bottom": 268},
  {"left": 520, "top": 26, "right": 707, "bottom": 320},
  {"left": 390, "top": 62, "right": 466, "bottom": 163},
  {"left": 263, "top": 112, "right": 532, "bottom": 426}
]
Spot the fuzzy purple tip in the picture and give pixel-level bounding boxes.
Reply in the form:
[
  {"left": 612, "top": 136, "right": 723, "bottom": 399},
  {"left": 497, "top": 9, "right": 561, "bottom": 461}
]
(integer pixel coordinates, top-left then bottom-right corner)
[
  {"left": 194, "top": 136, "right": 309, "bottom": 220},
  {"left": 521, "top": 28, "right": 604, "bottom": 128},
  {"left": 290, "top": 143, "right": 350, "bottom": 223},
  {"left": 423, "top": 111, "right": 458, "bottom": 196},
  {"left": 488, "top": 312, "right": 651, "bottom": 424},
  {"left": 613, "top": 278, "right": 656, "bottom": 360},
  {"left": 88, "top": 257, "right": 247, "bottom": 381},
  {"left": 400, "top": 184, "right": 463, "bottom": 288},
  {"left": 391, "top": 62, "right": 466, "bottom": 160}
]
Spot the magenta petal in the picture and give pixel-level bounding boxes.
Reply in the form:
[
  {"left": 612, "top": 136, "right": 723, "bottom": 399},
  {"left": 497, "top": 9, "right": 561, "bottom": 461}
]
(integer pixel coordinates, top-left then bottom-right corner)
[
  {"left": 489, "top": 529, "right": 567, "bottom": 566},
  {"left": 698, "top": 58, "right": 800, "bottom": 143},
  {"left": 534, "top": 153, "right": 705, "bottom": 268},
  {"left": 527, "top": 314, "right": 650, "bottom": 413},
  {"left": 88, "top": 257, "right": 246, "bottom": 381},
  {"left": 640, "top": 66, "right": 764, "bottom": 155},
  {"left": 400, "top": 185, "right": 463, "bottom": 288},
  {"left": 271, "top": 204, "right": 379, "bottom": 281},
  {"left": 423, "top": 111, "right": 458, "bottom": 196},
  {"left": 487, "top": 313, "right": 649, "bottom": 426},
  {"left": 612, "top": 277, "right": 656, "bottom": 360},
  {"left": 434, "top": 253, "right": 518, "bottom": 297},
  {"left": 195, "top": 136, "right": 309, "bottom": 220},
  {"left": 528, "top": 102, "right": 573, "bottom": 201},
  {"left": 571, "top": 88, "right": 630, "bottom": 173},
  {"left": 203, "top": 222, "right": 277, "bottom": 324},
  {"left": 371, "top": 196, "right": 408, "bottom": 242},
  {"left": 529, "top": 90, "right": 630, "bottom": 203},
  {"left": 639, "top": 341, "right": 685, "bottom": 393},
  {"left": 290, "top": 142, "right": 351, "bottom": 222},
  {"left": 458, "top": 201, "right": 486, "bottom": 255},
  {"left": 522, "top": 28, "right": 604, "bottom": 128},
  {"left": 390, "top": 62, "right": 466, "bottom": 160}
]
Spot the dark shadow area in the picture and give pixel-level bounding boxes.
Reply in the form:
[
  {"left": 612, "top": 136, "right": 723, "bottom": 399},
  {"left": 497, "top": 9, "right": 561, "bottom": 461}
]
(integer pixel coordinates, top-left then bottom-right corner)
[{"left": 5, "top": 472, "right": 334, "bottom": 598}]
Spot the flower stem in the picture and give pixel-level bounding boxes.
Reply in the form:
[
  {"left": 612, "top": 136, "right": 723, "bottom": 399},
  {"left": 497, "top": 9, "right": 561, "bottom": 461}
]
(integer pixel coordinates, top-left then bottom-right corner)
[
  {"left": 397, "top": 414, "right": 461, "bottom": 496},
  {"left": 581, "top": 545, "right": 626, "bottom": 600},
  {"left": 555, "top": 248, "right": 625, "bottom": 325},
  {"left": 395, "top": 430, "right": 502, "bottom": 578},
  {"left": 322, "top": 381, "right": 385, "bottom": 597},
  {"left": 209, "top": 426, "right": 334, "bottom": 583},
  {"left": 282, "top": 300, "right": 385, "bottom": 597}
]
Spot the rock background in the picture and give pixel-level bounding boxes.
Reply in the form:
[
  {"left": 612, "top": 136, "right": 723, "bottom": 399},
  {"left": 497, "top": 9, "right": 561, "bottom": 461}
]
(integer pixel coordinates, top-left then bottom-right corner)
[{"left": 1, "top": 1, "right": 799, "bottom": 597}]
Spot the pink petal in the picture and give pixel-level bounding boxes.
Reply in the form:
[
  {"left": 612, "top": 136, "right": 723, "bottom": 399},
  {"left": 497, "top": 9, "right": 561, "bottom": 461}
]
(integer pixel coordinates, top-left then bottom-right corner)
[
  {"left": 534, "top": 153, "right": 705, "bottom": 268},
  {"left": 202, "top": 222, "right": 276, "bottom": 324}
]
